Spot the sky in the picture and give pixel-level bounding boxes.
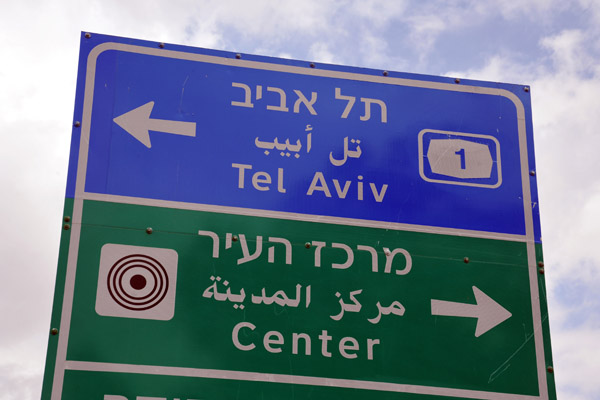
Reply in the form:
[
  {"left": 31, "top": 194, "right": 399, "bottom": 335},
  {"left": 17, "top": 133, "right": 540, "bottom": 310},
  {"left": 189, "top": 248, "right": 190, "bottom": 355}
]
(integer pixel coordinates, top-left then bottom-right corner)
[{"left": 0, "top": 0, "right": 599, "bottom": 399}]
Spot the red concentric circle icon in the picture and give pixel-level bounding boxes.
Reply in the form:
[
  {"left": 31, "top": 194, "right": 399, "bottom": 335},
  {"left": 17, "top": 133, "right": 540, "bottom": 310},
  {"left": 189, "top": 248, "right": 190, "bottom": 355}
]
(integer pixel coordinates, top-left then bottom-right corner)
[{"left": 106, "top": 253, "right": 169, "bottom": 311}]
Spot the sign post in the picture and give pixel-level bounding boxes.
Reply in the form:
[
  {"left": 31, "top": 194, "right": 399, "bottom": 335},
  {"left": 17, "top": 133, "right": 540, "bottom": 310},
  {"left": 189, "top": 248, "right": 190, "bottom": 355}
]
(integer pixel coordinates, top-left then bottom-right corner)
[{"left": 42, "top": 32, "right": 556, "bottom": 400}]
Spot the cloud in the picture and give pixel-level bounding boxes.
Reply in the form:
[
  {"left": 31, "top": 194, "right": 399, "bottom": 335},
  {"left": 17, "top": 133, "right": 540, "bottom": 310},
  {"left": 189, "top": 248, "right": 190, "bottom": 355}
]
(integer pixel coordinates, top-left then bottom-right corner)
[
  {"left": 308, "top": 42, "right": 338, "bottom": 64},
  {"left": 348, "top": 0, "right": 408, "bottom": 26},
  {"left": 0, "top": 363, "right": 41, "bottom": 400},
  {"left": 551, "top": 325, "right": 600, "bottom": 399},
  {"left": 492, "top": 0, "right": 561, "bottom": 18},
  {"left": 540, "top": 29, "right": 595, "bottom": 75},
  {"left": 532, "top": 31, "right": 600, "bottom": 283},
  {"left": 404, "top": 14, "right": 447, "bottom": 61},
  {"left": 204, "top": 0, "right": 339, "bottom": 53}
]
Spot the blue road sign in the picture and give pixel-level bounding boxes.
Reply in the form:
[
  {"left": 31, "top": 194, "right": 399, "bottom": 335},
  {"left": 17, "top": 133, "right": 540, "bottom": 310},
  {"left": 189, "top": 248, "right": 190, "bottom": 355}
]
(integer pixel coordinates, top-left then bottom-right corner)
[
  {"left": 43, "top": 33, "right": 555, "bottom": 400},
  {"left": 66, "top": 33, "right": 541, "bottom": 241}
]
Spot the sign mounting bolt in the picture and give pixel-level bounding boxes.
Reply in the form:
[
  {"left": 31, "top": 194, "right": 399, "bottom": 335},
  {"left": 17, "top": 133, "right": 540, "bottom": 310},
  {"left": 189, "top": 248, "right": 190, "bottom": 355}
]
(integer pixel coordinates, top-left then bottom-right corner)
[
  {"left": 232, "top": 235, "right": 238, "bottom": 242},
  {"left": 538, "top": 261, "right": 544, "bottom": 267},
  {"left": 146, "top": 227, "right": 153, "bottom": 234},
  {"left": 530, "top": 170, "right": 536, "bottom": 176},
  {"left": 310, "top": 63, "right": 315, "bottom": 68},
  {"left": 64, "top": 216, "right": 71, "bottom": 222},
  {"left": 50, "top": 328, "right": 58, "bottom": 335},
  {"left": 84, "top": 33, "right": 91, "bottom": 39},
  {"left": 539, "top": 268, "right": 545, "bottom": 274},
  {"left": 159, "top": 43, "right": 165, "bottom": 49},
  {"left": 464, "top": 257, "right": 470, "bottom": 263},
  {"left": 383, "top": 71, "right": 389, "bottom": 76},
  {"left": 455, "top": 78, "right": 461, "bottom": 84},
  {"left": 235, "top": 53, "right": 241, "bottom": 59},
  {"left": 305, "top": 242, "right": 311, "bottom": 249},
  {"left": 547, "top": 366, "right": 554, "bottom": 373},
  {"left": 524, "top": 87, "right": 530, "bottom": 92},
  {"left": 63, "top": 224, "right": 70, "bottom": 230},
  {"left": 74, "top": 121, "right": 81, "bottom": 127}
]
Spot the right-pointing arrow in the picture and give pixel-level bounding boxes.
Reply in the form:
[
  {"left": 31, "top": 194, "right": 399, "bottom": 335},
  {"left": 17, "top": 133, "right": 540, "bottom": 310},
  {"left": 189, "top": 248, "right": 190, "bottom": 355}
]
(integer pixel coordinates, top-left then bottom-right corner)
[{"left": 431, "top": 286, "right": 512, "bottom": 337}]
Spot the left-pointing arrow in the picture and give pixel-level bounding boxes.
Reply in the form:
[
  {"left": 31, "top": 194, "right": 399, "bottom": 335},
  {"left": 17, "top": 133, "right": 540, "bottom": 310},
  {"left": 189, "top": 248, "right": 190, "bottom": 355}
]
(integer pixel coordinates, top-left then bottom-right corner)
[
  {"left": 113, "top": 101, "right": 196, "bottom": 148},
  {"left": 431, "top": 286, "right": 512, "bottom": 337}
]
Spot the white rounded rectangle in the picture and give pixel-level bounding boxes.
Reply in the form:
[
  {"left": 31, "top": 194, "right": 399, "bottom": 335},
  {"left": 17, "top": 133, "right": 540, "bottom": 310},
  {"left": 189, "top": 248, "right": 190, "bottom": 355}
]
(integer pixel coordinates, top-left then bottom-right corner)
[
  {"left": 95, "top": 243, "right": 178, "bottom": 321},
  {"left": 418, "top": 129, "right": 502, "bottom": 188}
]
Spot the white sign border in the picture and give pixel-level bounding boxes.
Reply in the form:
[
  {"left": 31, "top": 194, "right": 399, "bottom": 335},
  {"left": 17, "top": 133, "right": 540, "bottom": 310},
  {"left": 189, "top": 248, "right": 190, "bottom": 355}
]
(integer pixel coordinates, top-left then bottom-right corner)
[{"left": 50, "top": 40, "right": 548, "bottom": 400}]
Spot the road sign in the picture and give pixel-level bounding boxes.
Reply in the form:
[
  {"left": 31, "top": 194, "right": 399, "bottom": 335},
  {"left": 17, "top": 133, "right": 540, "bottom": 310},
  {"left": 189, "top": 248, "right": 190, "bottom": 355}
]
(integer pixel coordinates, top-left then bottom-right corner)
[{"left": 42, "top": 32, "right": 556, "bottom": 400}]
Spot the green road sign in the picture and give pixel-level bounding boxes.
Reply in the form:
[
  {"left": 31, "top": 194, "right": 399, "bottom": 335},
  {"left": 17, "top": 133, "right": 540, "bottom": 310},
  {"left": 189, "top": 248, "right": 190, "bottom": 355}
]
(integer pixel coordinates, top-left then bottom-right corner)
[
  {"left": 44, "top": 199, "right": 553, "bottom": 400},
  {"left": 42, "top": 33, "right": 556, "bottom": 400}
]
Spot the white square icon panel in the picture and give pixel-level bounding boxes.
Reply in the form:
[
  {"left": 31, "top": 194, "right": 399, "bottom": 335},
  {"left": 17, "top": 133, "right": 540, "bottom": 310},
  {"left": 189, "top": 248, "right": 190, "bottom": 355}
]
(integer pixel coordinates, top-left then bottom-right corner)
[{"left": 95, "top": 244, "right": 178, "bottom": 321}]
